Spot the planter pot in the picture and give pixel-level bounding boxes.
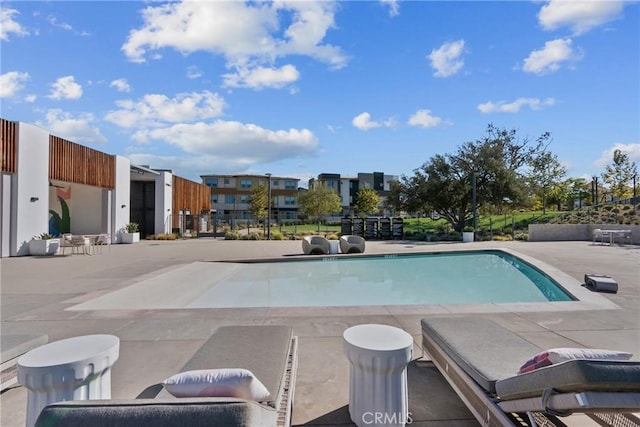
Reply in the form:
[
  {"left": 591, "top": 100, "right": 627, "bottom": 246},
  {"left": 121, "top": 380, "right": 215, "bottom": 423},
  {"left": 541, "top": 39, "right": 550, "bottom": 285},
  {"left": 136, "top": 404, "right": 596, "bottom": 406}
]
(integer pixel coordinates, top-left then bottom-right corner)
[
  {"left": 120, "top": 232, "right": 140, "bottom": 244},
  {"left": 462, "top": 232, "right": 474, "bottom": 243},
  {"left": 29, "top": 239, "right": 60, "bottom": 256}
]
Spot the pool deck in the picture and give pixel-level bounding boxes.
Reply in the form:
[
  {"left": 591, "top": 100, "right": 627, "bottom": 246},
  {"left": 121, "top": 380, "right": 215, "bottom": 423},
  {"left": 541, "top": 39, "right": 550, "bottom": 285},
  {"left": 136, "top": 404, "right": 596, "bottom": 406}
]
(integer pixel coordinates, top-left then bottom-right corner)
[{"left": 1, "top": 239, "right": 639, "bottom": 426}]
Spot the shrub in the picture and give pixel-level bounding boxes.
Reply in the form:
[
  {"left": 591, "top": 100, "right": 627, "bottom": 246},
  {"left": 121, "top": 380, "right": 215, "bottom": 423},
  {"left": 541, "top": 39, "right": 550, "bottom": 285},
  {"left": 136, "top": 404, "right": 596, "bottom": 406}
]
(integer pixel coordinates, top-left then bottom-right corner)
[
  {"left": 125, "top": 223, "right": 139, "bottom": 233},
  {"left": 326, "top": 233, "right": 340, "bottom": 240},
  {"left": 493, "top": 235, "right": 513, "bottom": 241},
  {"left": 270, "top": 230, "right": 285, "bottom": 240},
  {"left": 247, "top": 232, "right": 262, "bottom": 240},
  {"left": 152, "top": 233, "right": 178, "bottom": 240},
  {"left": 33, "top": 232, "right": 54, "bottom": 240},
  {"left": 225, "top": 231, "right": 240, "bottom": 240}
]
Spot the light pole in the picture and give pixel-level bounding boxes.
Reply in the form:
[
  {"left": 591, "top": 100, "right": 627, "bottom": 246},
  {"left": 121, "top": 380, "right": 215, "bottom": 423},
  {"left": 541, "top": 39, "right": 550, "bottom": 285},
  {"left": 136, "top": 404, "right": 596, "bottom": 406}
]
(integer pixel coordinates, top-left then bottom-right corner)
[{"left": 266, "top": 173, "right": 272, "bottom": 240}]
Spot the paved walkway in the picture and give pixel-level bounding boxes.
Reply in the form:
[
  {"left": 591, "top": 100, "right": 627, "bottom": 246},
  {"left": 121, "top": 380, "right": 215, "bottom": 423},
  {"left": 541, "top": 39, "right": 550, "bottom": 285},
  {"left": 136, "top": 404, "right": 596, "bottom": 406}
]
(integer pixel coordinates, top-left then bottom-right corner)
[{"left": 1, "top": 239, "right": 639, "bottom": 426}]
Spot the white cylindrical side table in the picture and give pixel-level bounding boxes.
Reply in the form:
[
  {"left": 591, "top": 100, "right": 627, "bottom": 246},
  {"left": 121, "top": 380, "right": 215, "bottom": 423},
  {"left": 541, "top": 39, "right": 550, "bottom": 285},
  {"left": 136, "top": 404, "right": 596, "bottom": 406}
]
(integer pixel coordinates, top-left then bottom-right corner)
[
  {"left": 329, "top": 240, "right": 339, "bottom": 254},
  {"left": 343, "top": 324, "right": 413, "bottom": 427},
  {"left": 17, "top": 334, "right": 120, "bottom": 427}
]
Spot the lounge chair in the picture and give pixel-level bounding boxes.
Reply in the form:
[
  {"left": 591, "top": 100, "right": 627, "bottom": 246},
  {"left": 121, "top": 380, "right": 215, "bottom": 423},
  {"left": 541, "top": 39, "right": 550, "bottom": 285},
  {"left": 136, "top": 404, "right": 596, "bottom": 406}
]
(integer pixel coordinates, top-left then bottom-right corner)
[
  {"left": 339, "top": 235, "right": 365, "bottom": 254},
  {"left": 34, "top": 326, "right": 298, "bottom": 427},
  {"left": 421, "top": 317, "right": 640, "bottom": 426},
  {"left": 302, "top": 235, "right": 330, "bottom": 255}
]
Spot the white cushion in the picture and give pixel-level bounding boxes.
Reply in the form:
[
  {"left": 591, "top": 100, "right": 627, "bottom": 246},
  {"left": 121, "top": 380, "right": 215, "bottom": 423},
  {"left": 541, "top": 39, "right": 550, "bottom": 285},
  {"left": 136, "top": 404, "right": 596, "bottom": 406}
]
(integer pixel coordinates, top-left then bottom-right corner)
[
  {"left": 518, "top": 348, "right": 632, "bottom": 374},
  {"left": 163, "top": 368, "right": 270, "bottom": 401}
]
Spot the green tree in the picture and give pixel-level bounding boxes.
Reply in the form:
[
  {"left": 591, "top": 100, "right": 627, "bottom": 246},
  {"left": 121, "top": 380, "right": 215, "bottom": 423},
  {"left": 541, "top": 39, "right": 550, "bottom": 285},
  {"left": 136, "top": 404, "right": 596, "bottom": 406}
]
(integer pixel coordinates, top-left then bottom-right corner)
[
  {"left": 528, "top": 151, "right": 566, "bottom": 214},
  {"left": 601, "top": 149, "right": 637, "bottom": 201},
  {"left": 384, "top": 180, "right": 404, "bottom": 216},
  {"left": 407, "top": 125, "right": 549, "bottom": 231},
  {"left": 563, "top": 177, "right": 591, "bottom": 209},
  {"left": 354, "top": 187, "right": 380, "bottom": 217},
  {"left": 247, "top": 183, "right": 268, "bottom": 233},
  {"left": 297, "top": 184, "right": 342, "bottom": 232}
]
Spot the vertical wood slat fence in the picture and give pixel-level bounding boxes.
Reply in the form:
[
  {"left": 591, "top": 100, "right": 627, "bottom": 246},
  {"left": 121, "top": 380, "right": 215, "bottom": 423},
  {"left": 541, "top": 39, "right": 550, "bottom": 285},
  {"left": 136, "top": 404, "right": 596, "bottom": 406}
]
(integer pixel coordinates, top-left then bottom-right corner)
[
  {"left": 49, "top": 136, "right": 115, "bottom": 188},
  {"left": 1, "top": 118, "right": 17, "bottom": 173},
  {"left": 172, "top": 176, "right": 211, "bottom": 229}
]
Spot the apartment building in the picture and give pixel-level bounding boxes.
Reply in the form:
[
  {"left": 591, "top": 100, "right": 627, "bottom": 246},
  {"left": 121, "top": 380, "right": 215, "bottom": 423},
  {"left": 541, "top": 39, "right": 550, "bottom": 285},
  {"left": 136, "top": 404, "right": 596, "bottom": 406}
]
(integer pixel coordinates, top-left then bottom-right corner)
[
  {"left": 309, "top": 172, "right": 399, "bottom": 217},
  {"left": 201, "top": 174, "right": 300, "bottom": 224}
]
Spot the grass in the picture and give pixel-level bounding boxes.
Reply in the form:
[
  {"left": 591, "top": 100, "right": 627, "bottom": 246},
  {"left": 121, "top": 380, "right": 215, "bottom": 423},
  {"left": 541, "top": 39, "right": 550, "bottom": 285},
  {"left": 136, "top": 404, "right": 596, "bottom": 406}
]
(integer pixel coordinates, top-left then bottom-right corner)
[
  {"left": 402, "top": 211, "right": 564, "bottom": 234},
  {"left": 223, "top": 206, "right": 638, "bottom": 241}
]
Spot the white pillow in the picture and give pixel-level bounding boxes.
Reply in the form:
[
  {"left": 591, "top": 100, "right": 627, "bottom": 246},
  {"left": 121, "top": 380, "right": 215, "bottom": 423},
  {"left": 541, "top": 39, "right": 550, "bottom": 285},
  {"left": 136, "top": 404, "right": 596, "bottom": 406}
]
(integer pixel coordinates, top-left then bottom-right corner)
[
  {"left": 518, "top": 348, "right": 632, "bottom": 374},
  {"left": 163, "top": 368, "right": 270, "bottom": 401}
]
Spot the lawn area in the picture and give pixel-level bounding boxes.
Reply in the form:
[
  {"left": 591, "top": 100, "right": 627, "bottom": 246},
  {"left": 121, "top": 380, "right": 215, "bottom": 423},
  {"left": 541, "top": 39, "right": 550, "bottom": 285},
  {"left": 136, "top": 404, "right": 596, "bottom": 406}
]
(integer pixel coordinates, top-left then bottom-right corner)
[
  {"left": 275, "top": 211, "right": 565, "bottom": 236},
  {"left": 402, "top": 211, "right": 564, "bottom": 234}
]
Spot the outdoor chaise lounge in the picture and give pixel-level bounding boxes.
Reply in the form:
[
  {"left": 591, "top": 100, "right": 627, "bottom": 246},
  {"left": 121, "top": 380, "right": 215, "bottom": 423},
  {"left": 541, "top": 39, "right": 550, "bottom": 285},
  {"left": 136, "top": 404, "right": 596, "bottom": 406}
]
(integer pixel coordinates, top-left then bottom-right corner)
[
  {"left": 339, "top": 235, "right": 365, "bottom": 254},
  {"left": 302, "top": 235, "right": 330, "bottom": 255},
  {"left": 34, "top": 325, "right": 298, "bottom": 427},
  {"left": 421, "top": 317, "right": 640, "bottom": 427}
]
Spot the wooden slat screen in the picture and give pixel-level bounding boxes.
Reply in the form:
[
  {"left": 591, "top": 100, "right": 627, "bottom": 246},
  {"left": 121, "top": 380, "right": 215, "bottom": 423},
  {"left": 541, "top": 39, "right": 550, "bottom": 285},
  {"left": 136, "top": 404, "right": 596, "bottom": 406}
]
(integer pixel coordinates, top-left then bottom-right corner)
[
  {"left": 172, "top": 175, "right": 211, "bottom": 228},
  {"left": 49, "top": 136, "right": 115, "bottom": 188},
  {"left": 1, "top": 118, "right": 17, "bottom": 173}
]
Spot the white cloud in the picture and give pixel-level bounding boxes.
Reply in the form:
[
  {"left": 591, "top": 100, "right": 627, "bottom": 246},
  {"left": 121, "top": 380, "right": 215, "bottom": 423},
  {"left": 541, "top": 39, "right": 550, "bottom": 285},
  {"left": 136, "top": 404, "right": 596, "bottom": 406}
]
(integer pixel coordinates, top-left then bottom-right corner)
[
  {"left": 129, "top": 121, "right": 318, "bottom": 165},
  {"left": 477, "top": 97, "right": 556, "bottom": 113},
  {"left": 538, "top": 0, "right": 625, "bottom": 35},
  {"left": 110, "top": 78, "right": 131, "bottom": 93},
  {"left": 594, "top": 143, "right": 640, "bottom": 168},
  {"left": 104, "top": 90, "right": 226, "bottom": 128},
  {"left": 1, "top": 8, "right": 29, "bottom": 41},
  {"left": 522, "top": 38, "right": 583, "bottom": 75},
  {"left": 37, "top": 109, "right": 107, "bottom": 145},
  {"left": 351, "top": 112, "right": 383, "bottom": 131},
  {"left": 407, "top": 109, "right": 443, "bottom": 127},
  {"left": 122, "top": 1, "right": 347, "bottom": 89},
  {"left": 0, "top": 71, "right": 30, "bottom": 98},
  {"left": 47, "top": 15, "right": 73, "bottom": 31},
  {"left": 428, "top": 40, "right": 466, "bottom": 78},
  {"left": 380, "top": 0, "right": 400, "bottom": 17},
  {"left": 223, "top": 64, "right": 300, "bottom": 89},
  {"left": 48, "top": 76, "right": 83, "bottom": 100},
  {"left": 186, "top": 66, "right": 203, "bottom": 80}
]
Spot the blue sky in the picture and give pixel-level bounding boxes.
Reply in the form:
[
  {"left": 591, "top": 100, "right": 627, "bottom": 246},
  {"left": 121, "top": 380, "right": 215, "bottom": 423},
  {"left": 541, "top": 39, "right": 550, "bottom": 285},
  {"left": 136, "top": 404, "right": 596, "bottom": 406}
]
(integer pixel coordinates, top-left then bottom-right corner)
[{"left": 1, "top": 1, "right": 638, "bottom": 185}]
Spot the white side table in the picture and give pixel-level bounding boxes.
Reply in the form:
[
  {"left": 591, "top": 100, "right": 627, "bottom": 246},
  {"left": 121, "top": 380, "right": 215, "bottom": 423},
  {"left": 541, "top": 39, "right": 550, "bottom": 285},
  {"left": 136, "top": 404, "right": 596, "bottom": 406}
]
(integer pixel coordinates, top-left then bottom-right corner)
[
  {"left": 343, "top": 324, "right": 413, "bottom": 427},
  {"left": 329, "top": 240, "right": 339, "bottom": 254},
  {"left": 17, "top": 334, "right": 120, "bottom": 427}
]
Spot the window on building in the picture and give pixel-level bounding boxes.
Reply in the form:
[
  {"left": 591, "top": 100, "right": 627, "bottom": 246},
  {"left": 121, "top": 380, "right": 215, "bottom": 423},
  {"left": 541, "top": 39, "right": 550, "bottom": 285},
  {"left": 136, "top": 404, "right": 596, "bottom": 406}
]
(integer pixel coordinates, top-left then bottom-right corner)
[
  {"left": 240, "top": 179, "right": 252, "bottom": 188},
  {"left": 284, "top": 180, "right": 296, "bottom": 189},
  {"left": 224, "top": 178, "right": 230, "bottom": 185},
  {"left": 211, "top": 195, "right": 218, "bottom": 204},
  {"left": 284, "top": 196, "right": 296, "bottom": 206},
  {"left": 205, "top": 177, "right": 218, "bottom": 187},
  {"left": 272, "top": 180, "right": 280, "bottom": 187},
  {"left": 224, "top": 195, "right": 235, "bottom": 204},
  {"left": 240, "top": 195, "right": 249, "bottom": 203}
]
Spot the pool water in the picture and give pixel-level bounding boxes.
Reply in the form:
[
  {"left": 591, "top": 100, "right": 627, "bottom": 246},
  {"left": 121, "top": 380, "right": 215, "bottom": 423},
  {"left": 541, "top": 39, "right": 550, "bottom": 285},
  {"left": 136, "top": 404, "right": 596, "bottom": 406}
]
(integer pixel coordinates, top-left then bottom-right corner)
[
  {"left": 70, "top": 250, "right": 575, "bottom": 310},
  {"left": 188, "top": 250, "right": 574, "bottom": 308}
]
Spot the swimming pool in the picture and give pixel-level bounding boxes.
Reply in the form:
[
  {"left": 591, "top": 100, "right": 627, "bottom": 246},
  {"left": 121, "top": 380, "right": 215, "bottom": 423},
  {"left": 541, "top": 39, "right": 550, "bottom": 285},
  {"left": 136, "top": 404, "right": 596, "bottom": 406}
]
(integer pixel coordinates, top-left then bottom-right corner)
[{"left": 70, "top": 249, "right": 575, "bottom": 310}]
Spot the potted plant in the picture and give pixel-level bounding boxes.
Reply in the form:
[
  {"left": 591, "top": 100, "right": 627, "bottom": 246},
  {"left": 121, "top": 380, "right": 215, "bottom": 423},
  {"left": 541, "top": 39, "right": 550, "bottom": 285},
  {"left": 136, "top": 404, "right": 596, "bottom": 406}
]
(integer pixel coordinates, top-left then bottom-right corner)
[
  {"left": 462, "top": 227, "right": 475, "bottom": 243},
  {"left": 120, "top": 223, "right": 140, "bottom": 244},
  {"left": 29, "top": 232, "right": 61, "bottom": 256}
]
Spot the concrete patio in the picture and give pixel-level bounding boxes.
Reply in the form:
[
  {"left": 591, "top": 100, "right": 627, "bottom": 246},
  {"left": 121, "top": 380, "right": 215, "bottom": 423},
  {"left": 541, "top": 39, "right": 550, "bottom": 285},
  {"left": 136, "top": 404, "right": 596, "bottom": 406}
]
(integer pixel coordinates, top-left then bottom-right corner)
[{"left": 1, "top": 238, "right": 639, "bottom": 426}]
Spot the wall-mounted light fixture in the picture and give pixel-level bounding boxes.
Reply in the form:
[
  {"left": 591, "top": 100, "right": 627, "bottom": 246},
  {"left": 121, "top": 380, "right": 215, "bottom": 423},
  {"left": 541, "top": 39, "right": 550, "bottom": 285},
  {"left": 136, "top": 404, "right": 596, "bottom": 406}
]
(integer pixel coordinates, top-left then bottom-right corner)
[
  {"left": 121, "top": 204, "right": 127, "bottom": 208},
  {"left": 165, "top": 183, "right": 172, "bottom": 187},
  {"left": 30, "top": 197, "right": 39, "bottom": 202}
]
